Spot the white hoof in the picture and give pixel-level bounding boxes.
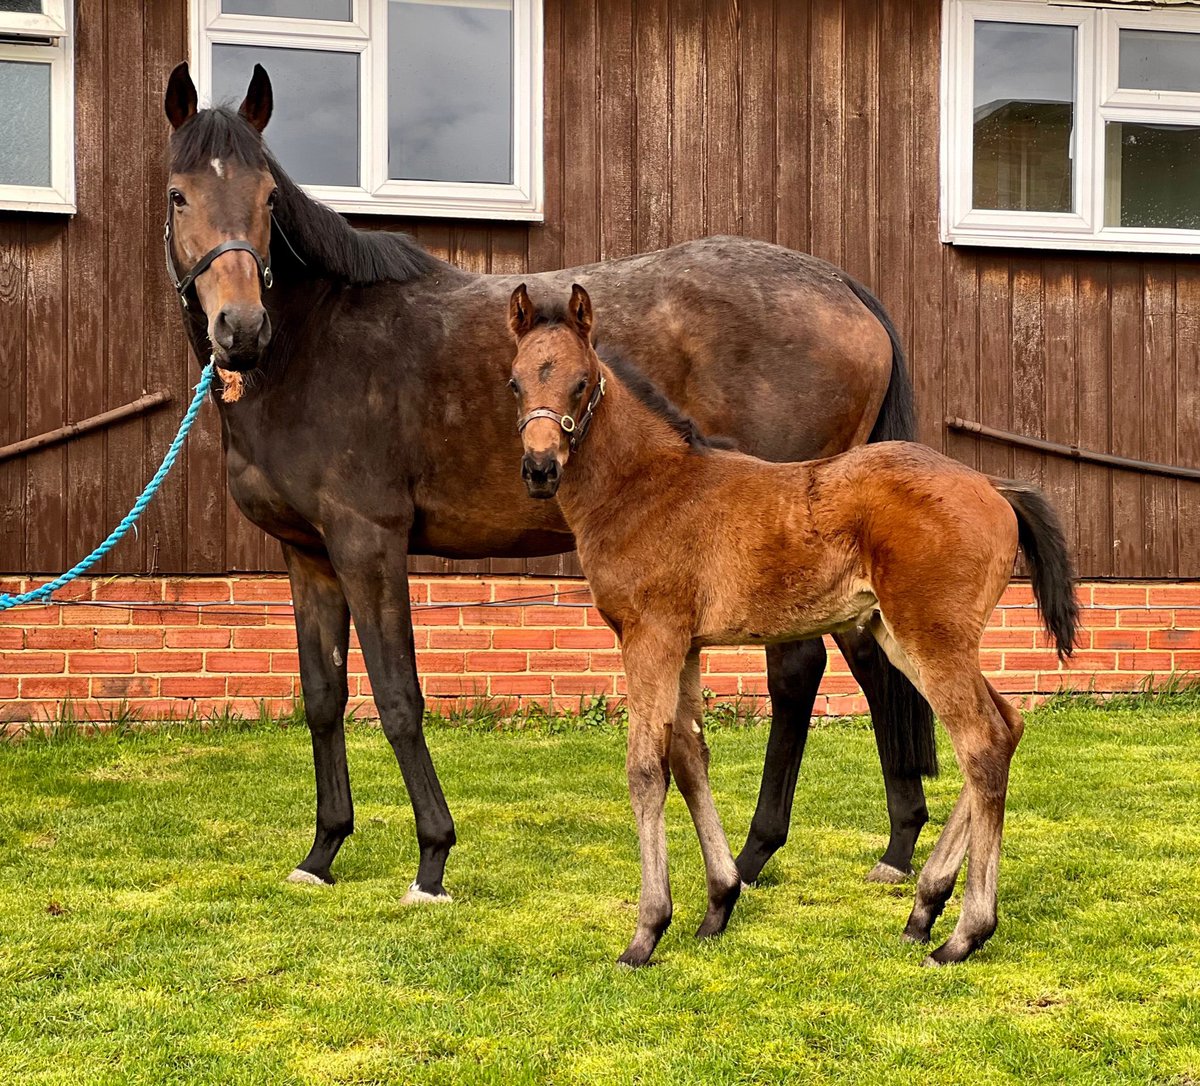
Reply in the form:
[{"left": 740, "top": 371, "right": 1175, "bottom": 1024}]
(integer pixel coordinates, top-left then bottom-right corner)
[
  {"left": 400, "top": 881, "right": 453, "bottom": 906},
  {"left": 740, "top": 881, "right": 754, "bottom": 893},
  {"left": 866, "top": 862, "right": 912, "bottom": 885},
  {"left": 286, "top": 868, "right": 331, "bottom": 886}
]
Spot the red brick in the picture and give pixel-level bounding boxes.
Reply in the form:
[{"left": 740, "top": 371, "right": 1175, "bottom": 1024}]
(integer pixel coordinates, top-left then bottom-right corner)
[
  {"left": 94, "top": 580, "right": 163, "bottom": 603},
  {"left": 987, "top": 672, "right": 1039, "bottom": 693},
  {"left": 0, "top": 678, "right": 16, "bottom": 698},
  {"left": 1093, "top": 629, "right": 1145, "bottom": 650},
  {"left": 1, "top": 651, "right": 65, "bottom": 674},
  {"left": 490, "top": 675, "right": 554, "bottom": 696},
  {"left": 415, "top": 652, "right": 467, "bottom": 673},
  {"left": 229, "top": 577, "right": 291, "bottom": 602},
  {"left": 26, "top": 628, "right": 94, "bottom": 649},
  {"left": 68, "top": 652, "right": 135, "bottom": 674},
  {"left": 96, "top": 628, "right": 164, "bottom": 648},
  {"left": 271, "top": 652, "right": 301, "bottom": 674},
  {"left": 1002, "top": 584, "right": 1036, "bottom": 607},
  {"left": 1168, "top": 652, "right": 1200, "bottom": 671},
  {"left": 1149, "top": 629, "right": 1200, "bottom": 650},
  {"left": 493, "top": 629, "right": 555, "bottom": 650},
  {"left": 523, "top": 606, "right": 582, "bottom": 627},
  {"left": 704, "top": 652, "right": 758, "bottom": 674},
  {"left": 1003, "top": 608, "right": 1045, "bottom": 628},
  {"left": 1004, "top": 651, "right": 1063, "bottom": 671},
  {"left": 700, "top": 676, "right": 740, "bottom": 697},
  {"left": 20, "top": 677, "right": 89, "bottom": 699},
  {"left": 555, "top": 628, "right": 616, "bottom": 649},
  {"left": 164, "top": 579, "right": 232, "bottom": 603},
  {"left": 585, "top": 608, "right": 612, "bottom": 628},
  {"left": 227, "top": 675, "right": 296, "bottom": 697},
  {"left": 429, "top": 581, "right": 493, "bottom": 603},
  {"left": 1118, "top": 609, "right": 1174, "bottom": 628},
  {"left": 1118, "top": 651, "right": 1172, "bottom": 671},
  {"left": 60, "top": 606, "right": 130, "bottom": 625},
  {"left": 232, "top": 628, "right": 297, "bottom": 649},
  {"left": 465, "top": 651, "right": 527, "bottom": 673},
  {"left": 200, "top": 610, "right": 264, "bottom": 626},
  {"left": 428, "top": 629, "right": 491, "bottom": 649},
  {"left": 1091, "top": 585, "right": 1149, "bottom": 607},
  {"left": 137, "top": 651, "right": 204, "bottom": 673},
  {"left": 132, "top": 606, "right": 199, "bottom": 626},
  {"left": 424, "top": 676, "right": 485, "bottom": 697},
  {"left": 1149, "top": 585, "right": 1200, "bottom": 606},
  {"left": 161, "top": 676, "right": 227, "bottom": 697},
  {"left": 587, "top": 651, "right": 625, "bottom": 672},
  {"left": 529, "top": 651, "right": 589, "bottom": 672},
  {"left": 92, "top": 677, "right": 158, "bottom": 698},
  {"left": 553, "top": 675, "right": 615, "bottom": 697},
  {"left": 205, "top": 651, "right": 271, "bottom": 673},
  {"left": 165, "top": 628, "right": 231, "bottom": 648}
]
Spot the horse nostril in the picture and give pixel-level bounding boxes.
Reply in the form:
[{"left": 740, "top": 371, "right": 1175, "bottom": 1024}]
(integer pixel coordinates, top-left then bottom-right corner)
[{"left": 213, "top": 307, "right": 235, "bottom": 351}]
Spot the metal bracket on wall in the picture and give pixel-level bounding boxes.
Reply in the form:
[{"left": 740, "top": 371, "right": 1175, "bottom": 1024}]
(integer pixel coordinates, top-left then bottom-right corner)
[
  {"left": 0, "top": 391, "right": 173, "bottom": 464},
  {"left": 946, "top": 417, "right": 1200, "bottom": 482}
]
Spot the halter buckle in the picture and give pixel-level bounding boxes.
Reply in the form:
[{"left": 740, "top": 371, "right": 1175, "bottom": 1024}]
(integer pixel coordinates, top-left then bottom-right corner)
[{"left": 560, "top": 415, "right": 576, "bottom": 433}]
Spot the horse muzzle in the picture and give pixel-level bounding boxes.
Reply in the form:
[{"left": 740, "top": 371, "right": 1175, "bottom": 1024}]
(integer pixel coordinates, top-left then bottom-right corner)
[
  {"left": 211, "top": 304, "right": 271, "bottom": 370},
  {"left": 522, "top": 453, "right": 561, "bottom": 499}
]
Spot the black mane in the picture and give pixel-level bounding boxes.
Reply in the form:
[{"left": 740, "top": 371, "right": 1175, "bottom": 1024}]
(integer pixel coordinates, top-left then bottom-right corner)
[
  {"left": 169, "top": 107, "right": 445, "bottom": 286},
  {"left": 598, "top": 349, "right": 734, "bottom": 452}
]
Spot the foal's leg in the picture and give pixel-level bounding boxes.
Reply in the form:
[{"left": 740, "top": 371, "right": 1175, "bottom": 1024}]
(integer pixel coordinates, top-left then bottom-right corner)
[
  {"left": 618, "top": 628, "right": 690, "bottom": 967},
  {"left": 329, "top": 525, "right": 456, "bottom": 901},
  {"left": 669, "top": 651, "right": 741, "bottom": 938},
  {"left": 834, "top": 628, "right": 931, "bottom": 883},
  {"left": 282, "top": 544, "right": 353, "bottom": 886},
  {"left": 736, "top": 639, "right": 826, "bottom": 883}
]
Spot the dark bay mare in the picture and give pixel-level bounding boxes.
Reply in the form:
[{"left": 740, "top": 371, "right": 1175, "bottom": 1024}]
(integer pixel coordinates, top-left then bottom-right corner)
[
  {"left": 509, "top": 284, "right": 1079, "bottom": 966},
  {"left": 162, "top": 62, "right": 936, "bottom": 901}
]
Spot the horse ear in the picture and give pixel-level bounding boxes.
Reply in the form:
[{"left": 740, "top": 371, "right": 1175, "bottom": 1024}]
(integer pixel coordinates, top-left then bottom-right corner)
[
  {"left": 509, "top": 283, "right": 535, "bottom": 340},
  {"left": 568, "top": 284, "right": 593, "bottom": 340},
  {"left": 239, "top": 64, "right": 273, "bottom": 133},
  {"left": 164, "top": 61, "right": 198, "bottom": 131}
]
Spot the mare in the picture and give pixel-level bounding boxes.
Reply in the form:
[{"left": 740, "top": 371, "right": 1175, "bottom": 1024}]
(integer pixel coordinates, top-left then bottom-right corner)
[
  {"left": 508, "top": 283, "right": 1079, "bottom": 966},
  {"left": 162, "top": 61, "right": 937, "bottom": 901}
]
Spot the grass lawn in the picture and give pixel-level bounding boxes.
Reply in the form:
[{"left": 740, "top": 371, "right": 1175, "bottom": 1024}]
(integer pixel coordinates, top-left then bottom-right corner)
[{"left": 1, "top": 702, "right": 1199, "bottom": 1084}]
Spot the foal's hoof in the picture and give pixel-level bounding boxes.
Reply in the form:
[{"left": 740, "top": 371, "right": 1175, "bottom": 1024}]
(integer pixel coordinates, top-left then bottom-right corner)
[
  {"left": 901, "top": 923, "right": 931, "bottom": 945},
  {"left": 695, "top": 882, "right": 742, "bottom": 940},
  {"left": 286, "top": 867, "right": 333, "bottom": 887},
  {"left": 867, "top": 861, "right": 912, "bottom": 885},
  {"left": 922, "top": 941, "right": 970, "bottom": 967},
  {"left": 616, "top": 945, "right": 655, "bottom": 969},
  {"left": 400, "top": 881, "right": 453, "bottom": 906}
]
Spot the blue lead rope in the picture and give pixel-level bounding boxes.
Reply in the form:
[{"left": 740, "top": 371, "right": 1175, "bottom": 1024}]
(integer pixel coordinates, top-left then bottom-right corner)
[{"left": 0, "top": 363, "right": 216, "bottom": 612}]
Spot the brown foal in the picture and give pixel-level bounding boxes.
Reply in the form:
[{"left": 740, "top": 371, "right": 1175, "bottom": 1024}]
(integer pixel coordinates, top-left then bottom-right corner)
[{"left": 508, "top": 283, "right": 1079, "bottom": 968}]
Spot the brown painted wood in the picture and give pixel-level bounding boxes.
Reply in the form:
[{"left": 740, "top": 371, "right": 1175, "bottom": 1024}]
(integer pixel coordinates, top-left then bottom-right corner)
[{"left": 3, "top": 0, "right": 1198, "bottom": 582}]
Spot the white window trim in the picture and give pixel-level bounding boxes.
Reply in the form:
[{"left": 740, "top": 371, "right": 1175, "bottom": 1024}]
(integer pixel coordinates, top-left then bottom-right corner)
[
  {"left": 190, "top": 0, "right": 544, "bottom": 222},
  {"left": 941, "top": 0, "right": 1200, "bottom": 254},
  {"left": 0, "top": 3, "right": 75, "bottom": 215}
]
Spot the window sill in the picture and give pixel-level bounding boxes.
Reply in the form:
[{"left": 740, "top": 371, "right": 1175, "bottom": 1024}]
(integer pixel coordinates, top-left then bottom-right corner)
[
  {"left": 942, "top": 225, "right": 1200, "bottom": 256},
  {"left": 0, "top": 195, "right": 76, "bottom": 216}
]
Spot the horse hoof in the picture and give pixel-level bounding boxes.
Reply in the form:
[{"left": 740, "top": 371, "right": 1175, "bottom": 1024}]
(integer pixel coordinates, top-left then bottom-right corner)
[
  {"left": 866, "top": 861, "right": 912, "bottom": 884},
  {"left": 616, "top": 947, "right": 654, "bottom": 969},
  {"left": 286, "top": 868, "right": 332, "bottom": 886},
  {"left": 400, "top": 881, "right": 453, "bottom": 906}
]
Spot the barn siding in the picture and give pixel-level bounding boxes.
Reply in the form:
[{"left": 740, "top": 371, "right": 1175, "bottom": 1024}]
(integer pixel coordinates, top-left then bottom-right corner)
[{"left": 0, "top": 0, "right": 1197, "bottom": 579}]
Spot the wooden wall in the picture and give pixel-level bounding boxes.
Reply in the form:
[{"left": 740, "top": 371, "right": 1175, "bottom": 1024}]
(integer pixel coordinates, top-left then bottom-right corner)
[{"left": 1, "top": 0, "right": 1198, "bottom": 580}]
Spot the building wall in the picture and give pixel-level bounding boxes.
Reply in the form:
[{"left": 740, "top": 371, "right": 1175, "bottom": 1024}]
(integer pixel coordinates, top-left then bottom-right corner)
[{"left": 1, "top": 0, "right": 1198, "bottom": 582}]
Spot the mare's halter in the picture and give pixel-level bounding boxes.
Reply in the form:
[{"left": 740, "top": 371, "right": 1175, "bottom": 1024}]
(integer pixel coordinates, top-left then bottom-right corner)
[
  {"left": 163, "top": 194, "right": 273, "bottom": 310},
  {"left": 517, "top": 375, "right": 607, "bottom": 451}
]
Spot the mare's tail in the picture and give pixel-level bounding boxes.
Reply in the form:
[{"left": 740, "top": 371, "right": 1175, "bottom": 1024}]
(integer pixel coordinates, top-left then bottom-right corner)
[
  {"left": 995, "top": 482, "right": 1080, "bottom": 661},
  {"left": 843, "top": 274, "right": 937, "bottom": 778}
]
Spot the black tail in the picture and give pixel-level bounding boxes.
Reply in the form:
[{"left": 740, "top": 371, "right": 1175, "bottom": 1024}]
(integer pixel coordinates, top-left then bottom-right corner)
[
  {"left": 843, "top": 275, "right": 937, "bottom": 778},
  {"left": 843, "top": 275, "right": 918, "bottom": 444},
  {"left": 996, "top": 483, "right": 1080, "bottom": 661}
]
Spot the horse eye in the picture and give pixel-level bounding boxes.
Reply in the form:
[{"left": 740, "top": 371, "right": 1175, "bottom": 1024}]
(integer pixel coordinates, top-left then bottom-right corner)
[
  {"left": 267, "top": 188, "right": 278, "bottom": 208},
  {"left": 169, "top": 189, "right": 187, "bottom": 208},
  {"left": 573, "top": 379, "right": 588, "bottom": 396},
  {"left": 508, "top": 378, "right": 519, "bottom": 396}
]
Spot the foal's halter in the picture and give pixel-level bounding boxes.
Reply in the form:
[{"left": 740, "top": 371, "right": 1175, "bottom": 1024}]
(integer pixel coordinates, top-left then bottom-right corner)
[
  {"left": 518, "top": 375, "right": 607, "bottom": 451},
  {"left": 163, "top": 195, "right": 273, "bottom": 310}
]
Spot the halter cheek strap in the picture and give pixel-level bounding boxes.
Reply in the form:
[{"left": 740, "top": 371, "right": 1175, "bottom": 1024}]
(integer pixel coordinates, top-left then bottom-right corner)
[
  {"left": 163, "top": 196, "right": 273, "bottom": 310},
  {"left": 517, "top": 376, "right": 606, "bottom": 451}
]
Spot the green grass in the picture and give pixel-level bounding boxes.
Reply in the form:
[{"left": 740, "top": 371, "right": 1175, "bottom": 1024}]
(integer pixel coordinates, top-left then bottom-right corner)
[{"left": 1, "top": 703, "right": 1199, "bottom": 1084}]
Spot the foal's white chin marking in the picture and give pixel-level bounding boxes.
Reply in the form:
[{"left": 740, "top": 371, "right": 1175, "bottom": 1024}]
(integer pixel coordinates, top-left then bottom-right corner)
[
  {"left": 286, "top": 868, "right": 330, "bottom": 886},
  {"left": 210, "top": 157, "right": 224, "bottom": 179},
  {"left": 400, "top": 881, "right": 453, "bottom": 906}
]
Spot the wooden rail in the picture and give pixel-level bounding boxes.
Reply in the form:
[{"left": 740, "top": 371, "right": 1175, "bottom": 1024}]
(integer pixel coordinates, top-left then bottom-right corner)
[
  {"left": 0, "top": 391, "right": 174, "bottom": 464},
  {"left": 946, "top": 417, "right": 1200, "bottom": 482}
]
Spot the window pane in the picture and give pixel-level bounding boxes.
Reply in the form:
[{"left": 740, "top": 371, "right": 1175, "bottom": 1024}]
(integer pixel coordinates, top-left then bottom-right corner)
[
  {"left": 0, "top": 2, "right": 44, "bottom": 13},
  {"left": 1119, "top": 30, "right": 1200, "bottom": 94},
  {"left": 0, "top": 60, "right": 51, "bottom": 187},
  {"left": 211, "top": 44, "right": 359, "bottom": 187},
  {"left": 972, "top": 21, "right": 1075, "bottom": 213},
  {"left": 1104, "top": 122, "right": 1200, "bottom": 230},
  {"left": 388, "top": 1, "right": 513, "bottom": 184},
  {"left": 221, "top": 0, "right": 352, "bottom": 20}
]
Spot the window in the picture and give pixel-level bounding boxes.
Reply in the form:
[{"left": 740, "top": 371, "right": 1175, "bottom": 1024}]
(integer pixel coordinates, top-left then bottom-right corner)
[
  {"left": 190, "top": 0, "right": 543, "bottom": 220},
  {"left": 942, "top": 0, "right": 1200, "bottom": 253},
  {"left": 0, "top": 0, "right": 74, "bottom": 214}
]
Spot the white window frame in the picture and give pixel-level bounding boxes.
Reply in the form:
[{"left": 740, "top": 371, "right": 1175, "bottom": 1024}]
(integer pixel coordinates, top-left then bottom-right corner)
[
  {"left": 0, "top": 1, "right": 75, "bottom": 214},
  {"left": 190, "top": 0, "right": 543, "bottom": 221},
  {"left": 942, "top": 0, "right": 1200, "bottom": 254}
]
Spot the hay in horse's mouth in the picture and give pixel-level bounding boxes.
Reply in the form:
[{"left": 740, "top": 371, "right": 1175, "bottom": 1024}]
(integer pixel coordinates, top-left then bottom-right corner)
[{"left": 216, "top": 366, "right": 245, "bottom": 402}]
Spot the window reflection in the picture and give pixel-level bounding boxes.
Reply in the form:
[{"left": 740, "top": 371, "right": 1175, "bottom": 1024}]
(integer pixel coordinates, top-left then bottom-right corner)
[{"left": 1105, "top": 122, "right": 1200, "bottom": 230}]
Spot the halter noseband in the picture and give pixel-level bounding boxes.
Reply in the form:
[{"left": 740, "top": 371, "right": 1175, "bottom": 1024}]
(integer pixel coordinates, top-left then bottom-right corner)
[
  {"left": 163, "top": 195, "right": 273, "bottom": 310},
  {"left": 517, "top": 375, "right": 607, "bottom": 451}
]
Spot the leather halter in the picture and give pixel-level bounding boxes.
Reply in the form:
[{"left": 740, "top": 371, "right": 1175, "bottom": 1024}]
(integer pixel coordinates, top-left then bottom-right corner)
[
  {"left": 163, "top": 195, "right": 273, "bottom": 310},
  {"left": 517, "top": 375, "right": 606, "bottom": 451}
]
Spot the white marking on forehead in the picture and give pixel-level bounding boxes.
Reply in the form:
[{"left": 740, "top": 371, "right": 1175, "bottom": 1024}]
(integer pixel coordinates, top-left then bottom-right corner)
[{"left": 210, "top": 157, "right": 224, "bottom": 179}]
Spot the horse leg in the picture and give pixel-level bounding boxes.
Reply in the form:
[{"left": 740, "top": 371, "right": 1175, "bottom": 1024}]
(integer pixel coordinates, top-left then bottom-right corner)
[
  {"left": 735, "top": 638, "right": 826, "bottom": 884},
  {"left": 618, "top": 627, "right": 689, "bottom": 967},
  {"left": 669, "top": 651, "right": 741, "bottom": 939},
  {"left": 282, "top": 544, "right": 353, "bottom": 886},
  {"left": 833, "top": 628, "right": 933, "bottom": 883},
  {"left": 330, "top": 526, "right": 455, "bottom": 901}
]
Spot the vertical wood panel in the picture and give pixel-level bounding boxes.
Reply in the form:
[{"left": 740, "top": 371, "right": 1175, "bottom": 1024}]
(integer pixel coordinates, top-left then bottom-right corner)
[
  {"left": 0, "top": 223, "right": 26, "bottom": 569},
  {"left": 528, "top": 0, "right": 564, "bottom": 271},
  {"left": 1142, "top": 263, "right": 1176, "bottom": 577},
  {"left": 1176, "top": 266, "right": 1200, "bottom": 567},
  {"left": 943, "top": 252, "right": 979, "bottom": 472},
  {"left": 633, "top": 0, "right": 671, "bottom": 253},
  {"left": 977, "top": 256, "right": 1014, "bottom": 482},
  {"left": 1075, "top": 260, "right": 1113, "bottom": 577},
  {"left": 840, "top": 0, "right": 876, "bottom": 286},
  {"left": 670, "top": 0, "right": 705, "bottom": 244},
  {"left": 807, "top": 0, "right": 843, "bottom": 266},
  {"left": 738, "top": 0, "right": 774, "bottom": 242},
  {"left": 1042, "top": 260, "right": 1078, "bottom": 564},
  {"left": 1010, "top": 260, "right": 1045, "bottom": 490},
  {"left": 599, "top": 0, "right": 635, "bottom": 259},
  {"left": 1110, "top": 262, "right": 1144, "bottom": 578},
  {"left": 774, "top": 0, "right": 810, "bottom": 252},
  {"left": 704, "top": 0, "right": 741, "bottom": 237},
  {"left": 561, "top": 0, "right": 600, "bottom": 266}
]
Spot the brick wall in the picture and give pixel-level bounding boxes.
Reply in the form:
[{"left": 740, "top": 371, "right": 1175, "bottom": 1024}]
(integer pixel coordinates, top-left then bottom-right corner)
[{"left": 0, "top": 575, "right": 1194, "bottom": 725}]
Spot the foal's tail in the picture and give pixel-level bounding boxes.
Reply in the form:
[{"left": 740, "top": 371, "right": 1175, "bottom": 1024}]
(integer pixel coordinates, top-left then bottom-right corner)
[{"left": 995, "top": 482, "right": 1081, "bottom": 661}]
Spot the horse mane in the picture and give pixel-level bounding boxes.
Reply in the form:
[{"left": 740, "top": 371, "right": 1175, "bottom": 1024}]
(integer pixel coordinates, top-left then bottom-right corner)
[
  {"left": 168, "top": 106, "right": 445, "bottom": 286},
  {"left": 597, "top": 348, "right": 734, "bottom": 452}
]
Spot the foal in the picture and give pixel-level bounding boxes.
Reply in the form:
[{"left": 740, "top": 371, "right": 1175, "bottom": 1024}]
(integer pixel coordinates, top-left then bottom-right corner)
[{"left": 508, "top": 284, "right": 1079, "bottom": 968}]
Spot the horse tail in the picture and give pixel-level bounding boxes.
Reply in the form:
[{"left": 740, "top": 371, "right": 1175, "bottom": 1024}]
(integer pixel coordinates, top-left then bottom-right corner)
[
  {"left": 840, "top": 275, "right": 937, "bottom": 778},
  {"left": 995, "top": 482, "right": 1080, "bottom": 661},
  {"left": 842, "top": 275, "right": 918, "bottom": 445}
]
